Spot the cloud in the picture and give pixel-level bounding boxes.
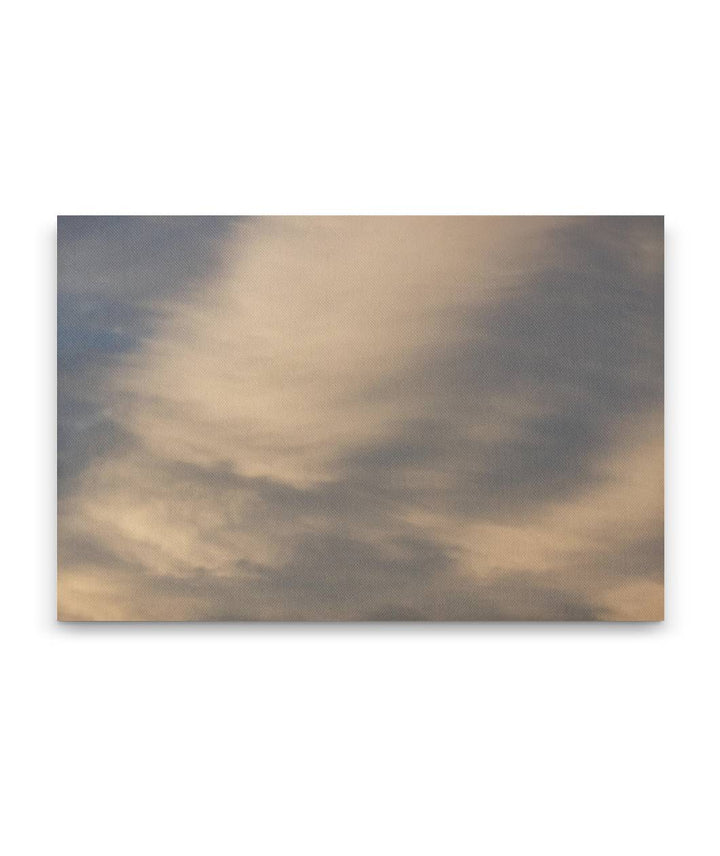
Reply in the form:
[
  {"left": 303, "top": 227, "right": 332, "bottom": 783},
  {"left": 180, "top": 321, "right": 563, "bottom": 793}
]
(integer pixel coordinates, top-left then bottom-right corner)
[
  {"left": 57, "top": 216, "right": 240, "bottom": 489},
  {"left": 57, "top": 216, "right": 663, "bottom": 620}
]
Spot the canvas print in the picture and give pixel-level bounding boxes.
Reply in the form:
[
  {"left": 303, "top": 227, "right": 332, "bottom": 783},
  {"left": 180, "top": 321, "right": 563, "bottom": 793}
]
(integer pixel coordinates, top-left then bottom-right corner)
[{"left": 57, "top": 216, "right": 663, "bottom": 621}]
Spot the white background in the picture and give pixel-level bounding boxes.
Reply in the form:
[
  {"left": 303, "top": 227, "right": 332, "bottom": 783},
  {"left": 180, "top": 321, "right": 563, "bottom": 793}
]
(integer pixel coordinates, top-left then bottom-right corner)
[{"left": 2, "top": 1, "right": 718, "bottom": 854}]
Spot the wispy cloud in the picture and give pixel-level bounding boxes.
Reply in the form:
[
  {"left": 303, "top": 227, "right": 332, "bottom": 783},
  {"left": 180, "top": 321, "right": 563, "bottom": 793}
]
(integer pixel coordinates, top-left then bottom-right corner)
[{"left": 58, "top": 216, "right": 663, "bottom": 620}]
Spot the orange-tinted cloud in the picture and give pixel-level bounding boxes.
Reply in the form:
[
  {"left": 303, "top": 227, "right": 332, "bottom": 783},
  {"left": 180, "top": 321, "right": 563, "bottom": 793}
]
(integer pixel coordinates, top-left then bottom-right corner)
[{"left": 58, "top": 216, "right": 663, "bottom": 620}]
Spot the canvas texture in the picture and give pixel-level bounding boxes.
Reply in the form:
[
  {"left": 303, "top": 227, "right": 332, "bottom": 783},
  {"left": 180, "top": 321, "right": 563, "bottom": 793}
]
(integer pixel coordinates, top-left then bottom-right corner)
[{"left": 57, "top": 216, "right": 664, "bottom": 621}]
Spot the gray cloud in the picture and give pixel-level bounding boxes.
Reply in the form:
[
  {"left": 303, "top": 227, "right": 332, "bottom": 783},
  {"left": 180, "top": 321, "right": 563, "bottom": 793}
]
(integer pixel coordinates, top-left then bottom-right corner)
[
  {"left": 350, "top": 218, "right": 662, "bottom": 519},
  {"left": 58, "top": 216, "right": 241, "bottom": 489}
]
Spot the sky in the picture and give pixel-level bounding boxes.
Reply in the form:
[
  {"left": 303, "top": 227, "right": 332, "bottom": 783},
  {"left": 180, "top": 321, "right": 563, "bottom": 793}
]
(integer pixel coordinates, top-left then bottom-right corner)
[{"left": 57, "top": 216, "right": 663, "bottom": 620}]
